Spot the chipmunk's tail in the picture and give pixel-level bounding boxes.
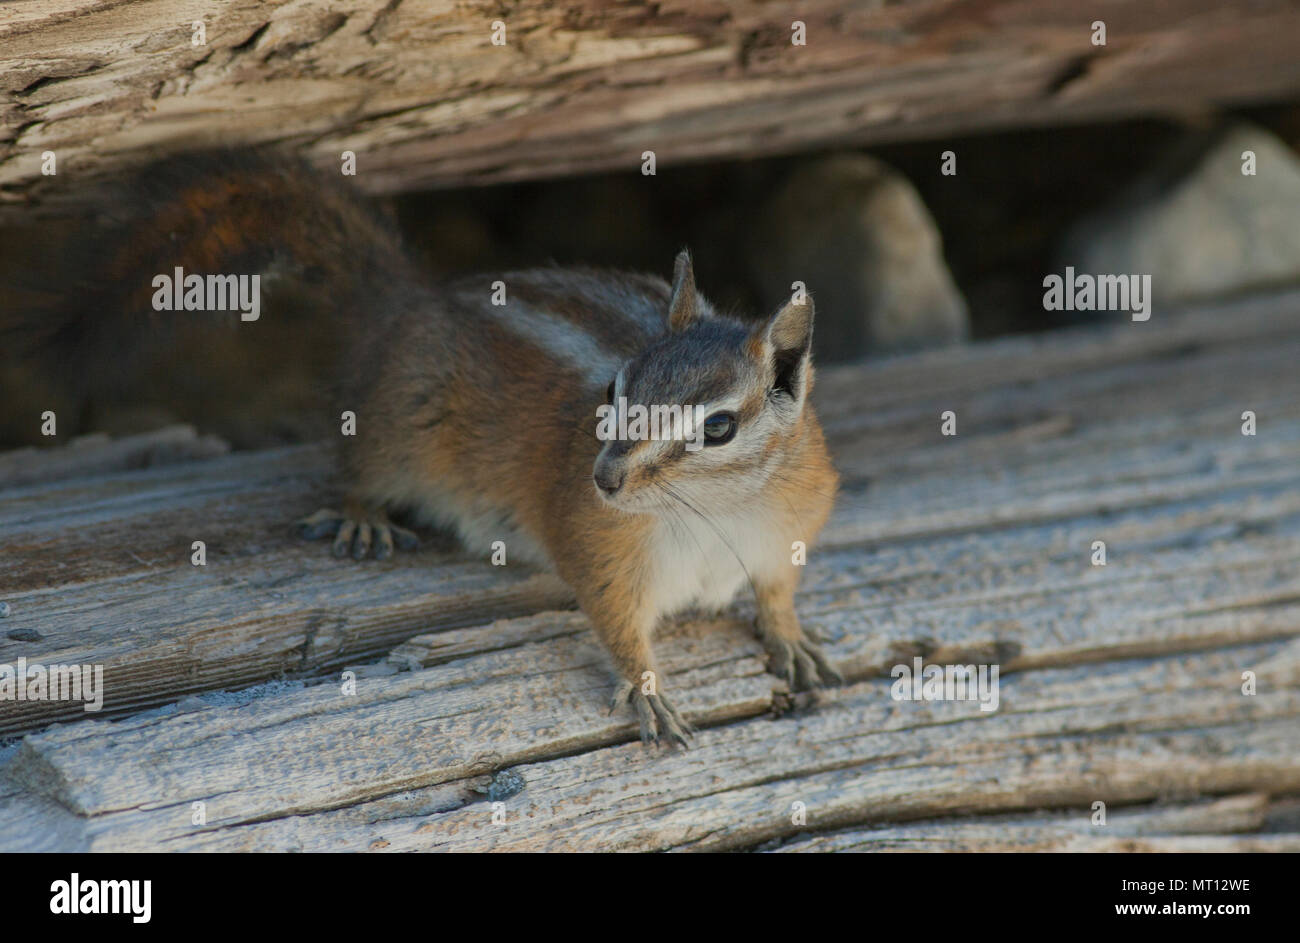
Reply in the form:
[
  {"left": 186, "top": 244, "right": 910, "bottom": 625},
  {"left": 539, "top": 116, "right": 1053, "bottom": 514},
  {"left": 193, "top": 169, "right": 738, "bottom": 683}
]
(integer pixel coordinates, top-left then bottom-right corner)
[{"left": 1, "top": 149, "right": 411, "bottom": 445}]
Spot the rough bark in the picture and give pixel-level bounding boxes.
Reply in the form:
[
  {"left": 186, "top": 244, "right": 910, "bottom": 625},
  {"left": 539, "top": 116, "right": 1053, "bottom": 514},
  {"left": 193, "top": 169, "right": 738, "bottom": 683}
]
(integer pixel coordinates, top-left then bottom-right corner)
[{"left": 5, "top": 1, "right": 1300, "bottom": 215}]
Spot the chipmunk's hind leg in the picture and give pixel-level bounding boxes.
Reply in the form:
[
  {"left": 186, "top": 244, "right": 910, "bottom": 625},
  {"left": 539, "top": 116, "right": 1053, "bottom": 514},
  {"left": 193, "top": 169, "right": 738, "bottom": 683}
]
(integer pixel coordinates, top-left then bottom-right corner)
[{"left": 295, "top": 499, "right": 420, "bottom": 560}]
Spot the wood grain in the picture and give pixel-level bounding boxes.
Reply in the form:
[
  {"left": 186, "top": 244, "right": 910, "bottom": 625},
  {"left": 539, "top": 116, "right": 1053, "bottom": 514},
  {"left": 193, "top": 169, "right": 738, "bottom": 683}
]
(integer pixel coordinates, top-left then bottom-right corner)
[{"left": 5, "top": 1, "right": 1300, "bottom": 216}]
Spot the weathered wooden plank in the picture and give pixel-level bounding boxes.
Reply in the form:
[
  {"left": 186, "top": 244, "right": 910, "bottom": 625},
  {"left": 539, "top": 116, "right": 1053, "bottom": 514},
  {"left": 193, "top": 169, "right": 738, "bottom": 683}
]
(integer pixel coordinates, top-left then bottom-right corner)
[
  {"left": 5, "top": 1, "right": 1300, "bottom": 215},
  {"left": 815, "top": 289, "right": 1300, "bottom": 424},
  {"left": 2, "top": 293, "right": 1299, "bottom": 735},
  {"left": 4, "top": 641, "right": 1295, "bottom": 851},
  {"left": 350, "top": 644, "right": 1300, "bottom": 853},
  {"left": 9, "top": 614, "right": 775, "bottom": 821},
  {"left": 768, "top": 794, "right": 1300, "bottom": 852}
]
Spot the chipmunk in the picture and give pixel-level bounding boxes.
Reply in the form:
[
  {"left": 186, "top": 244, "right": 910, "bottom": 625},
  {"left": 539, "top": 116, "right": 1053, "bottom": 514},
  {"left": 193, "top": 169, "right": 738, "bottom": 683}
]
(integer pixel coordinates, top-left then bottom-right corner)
[{"left": 13, "top": 151, "right": 841, "bottom": 744}]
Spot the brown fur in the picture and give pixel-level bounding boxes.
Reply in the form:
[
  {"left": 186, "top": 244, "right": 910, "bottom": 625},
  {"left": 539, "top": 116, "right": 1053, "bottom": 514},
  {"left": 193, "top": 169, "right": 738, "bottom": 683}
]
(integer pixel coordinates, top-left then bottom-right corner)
[{"left": 326, "top": 255, "right": 840, "bottom": 744}]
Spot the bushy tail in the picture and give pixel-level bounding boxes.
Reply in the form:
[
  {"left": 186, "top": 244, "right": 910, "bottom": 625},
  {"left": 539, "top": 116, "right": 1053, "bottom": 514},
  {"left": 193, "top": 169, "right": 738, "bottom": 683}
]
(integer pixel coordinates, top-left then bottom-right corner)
[{"left": 0, "top": 149, "right": 411, "bottom": 447}]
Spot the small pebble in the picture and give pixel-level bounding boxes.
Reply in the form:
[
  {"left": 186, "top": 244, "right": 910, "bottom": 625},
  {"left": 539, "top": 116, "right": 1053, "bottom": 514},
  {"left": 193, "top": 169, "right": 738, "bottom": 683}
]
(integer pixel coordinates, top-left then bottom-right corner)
[
  {"left": 487, "top": 769, "right": 525, "bottom": 802},
  {"left": 0, "top": 601, "right": 10, "bottom": 617},
  {"left": 6, "top": 628, "right": 41, "bottom": 642}
]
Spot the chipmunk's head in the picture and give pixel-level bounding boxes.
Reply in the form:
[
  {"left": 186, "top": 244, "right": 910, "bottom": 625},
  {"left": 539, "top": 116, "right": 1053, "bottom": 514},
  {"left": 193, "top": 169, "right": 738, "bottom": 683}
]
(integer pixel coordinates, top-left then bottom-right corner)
[{"left": 593, "top": 250, "right": 817, "bottom": 513}]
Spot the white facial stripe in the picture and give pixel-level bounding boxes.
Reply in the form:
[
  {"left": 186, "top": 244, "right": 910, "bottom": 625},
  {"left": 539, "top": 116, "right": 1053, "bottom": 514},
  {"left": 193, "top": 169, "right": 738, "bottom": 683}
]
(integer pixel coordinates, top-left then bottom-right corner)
[{"left": 695, "top": 397, "right": 746, "bottom": 419}]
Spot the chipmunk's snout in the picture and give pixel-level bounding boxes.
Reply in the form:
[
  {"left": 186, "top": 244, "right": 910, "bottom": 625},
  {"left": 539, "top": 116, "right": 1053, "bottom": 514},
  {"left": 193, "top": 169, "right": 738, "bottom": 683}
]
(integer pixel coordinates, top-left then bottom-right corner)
[{"left": 593, "top": 452, "right": 626, "bottom": 496}]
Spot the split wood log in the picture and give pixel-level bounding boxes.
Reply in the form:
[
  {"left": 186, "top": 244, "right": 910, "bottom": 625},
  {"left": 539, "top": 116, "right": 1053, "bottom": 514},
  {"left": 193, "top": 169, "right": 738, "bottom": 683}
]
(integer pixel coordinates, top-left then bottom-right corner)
[
  {"left": 5, "top": 1, "right": 1300, "bottom": 215},
  {"left": 2, "top": 639, "right": 1297, "bottom": 850}
]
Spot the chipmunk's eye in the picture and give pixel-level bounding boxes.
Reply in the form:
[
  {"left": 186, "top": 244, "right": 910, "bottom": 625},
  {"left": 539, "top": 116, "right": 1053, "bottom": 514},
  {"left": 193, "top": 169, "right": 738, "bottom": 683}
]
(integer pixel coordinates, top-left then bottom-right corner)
[
  {"left": 702, "top": 411, "right": 737, "bottom": 446},
  {"left": 606, "top": 380, "right": 615, "bottom": 404}
]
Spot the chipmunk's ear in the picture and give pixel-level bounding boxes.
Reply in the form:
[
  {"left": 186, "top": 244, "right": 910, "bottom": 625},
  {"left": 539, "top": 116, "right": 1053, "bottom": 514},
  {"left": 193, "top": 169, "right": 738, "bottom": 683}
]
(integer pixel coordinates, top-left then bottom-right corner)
[
  {"left": 668, "top": 249, "right": 701, "bottom": 332},
  {"left": 752, "top": 295, "right": 815, "bottom": 404}
]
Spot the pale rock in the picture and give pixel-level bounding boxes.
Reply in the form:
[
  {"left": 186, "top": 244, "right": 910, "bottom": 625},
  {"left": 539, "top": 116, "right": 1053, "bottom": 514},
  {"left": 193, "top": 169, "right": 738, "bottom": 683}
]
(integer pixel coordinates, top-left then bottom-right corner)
[
  {"left": 748, "top": 153, "right": 968, "bottom": 360},
  {"left": 1058, "top": 122, "right": 1300, "bottom": 307}
]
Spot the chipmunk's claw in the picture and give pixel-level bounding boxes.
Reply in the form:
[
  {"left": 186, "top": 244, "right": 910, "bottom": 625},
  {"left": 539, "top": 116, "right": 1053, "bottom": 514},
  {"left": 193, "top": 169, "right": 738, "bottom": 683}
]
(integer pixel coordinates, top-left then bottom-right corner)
[
  {"left": 295, "top": 506, "right": 419, "bottom": 560},
  {"left": 762, "top": 635, "right": 844, "bottom": 692},
  {"left": 610, "top": 680, "right": 694, "bottom": 748}
]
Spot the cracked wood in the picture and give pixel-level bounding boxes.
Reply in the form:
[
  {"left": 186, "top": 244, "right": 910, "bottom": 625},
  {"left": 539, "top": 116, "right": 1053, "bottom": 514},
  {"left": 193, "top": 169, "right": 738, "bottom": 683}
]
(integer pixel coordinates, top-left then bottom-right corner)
[{"left": 5, "top": 1, "right": 1300, "bottom": 215}]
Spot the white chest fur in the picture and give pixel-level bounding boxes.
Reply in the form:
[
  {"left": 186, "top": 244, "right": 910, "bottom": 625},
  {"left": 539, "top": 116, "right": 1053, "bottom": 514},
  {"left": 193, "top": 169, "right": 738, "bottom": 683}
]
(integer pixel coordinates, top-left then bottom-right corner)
[{"left": 646, "top": 503, "right": 788, "bottom": 619}]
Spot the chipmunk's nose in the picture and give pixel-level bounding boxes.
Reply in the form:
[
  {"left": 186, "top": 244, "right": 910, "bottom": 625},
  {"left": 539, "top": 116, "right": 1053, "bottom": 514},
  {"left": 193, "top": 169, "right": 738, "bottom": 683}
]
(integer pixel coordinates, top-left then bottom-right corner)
[
  {"left": 593, "top": 464, "right": 625, "bottom": 495},
  {"left": 593, "top": 455, "right": 625, "bottom": 495}
]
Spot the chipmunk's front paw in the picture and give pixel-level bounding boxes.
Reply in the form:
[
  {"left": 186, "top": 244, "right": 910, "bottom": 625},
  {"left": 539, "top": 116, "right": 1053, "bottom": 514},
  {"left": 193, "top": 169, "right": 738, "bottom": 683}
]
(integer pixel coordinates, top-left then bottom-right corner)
[
  {"left": 295, "top": 506, "right": 420, "bottom": 560},
  {"left": 757, "top": 622, "right": 844, "bottom": 692},
  {"left": 609, "top": 680, "right": 695, "bottom": 748}
]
